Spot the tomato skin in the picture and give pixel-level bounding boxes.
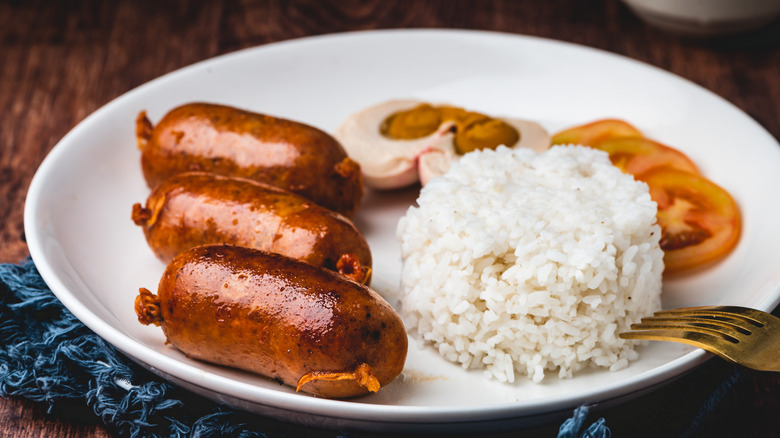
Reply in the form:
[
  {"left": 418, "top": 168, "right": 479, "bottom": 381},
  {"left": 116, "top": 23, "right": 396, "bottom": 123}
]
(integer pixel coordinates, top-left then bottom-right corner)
[
  {"left": 551, "top": 119, "right": 643, "bottom": 146},
  {"left": 640, "top": 168, "right": 741, "bottom": 274},
  {"left": 590, "top": 137, "right": 699, "bottom": 177}
]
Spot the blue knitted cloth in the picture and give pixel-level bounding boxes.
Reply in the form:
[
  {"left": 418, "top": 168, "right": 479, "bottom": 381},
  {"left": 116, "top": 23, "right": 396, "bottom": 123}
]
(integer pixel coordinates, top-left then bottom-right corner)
[{"left": 0, "top": 257, "right": 672, "bottom": 437}]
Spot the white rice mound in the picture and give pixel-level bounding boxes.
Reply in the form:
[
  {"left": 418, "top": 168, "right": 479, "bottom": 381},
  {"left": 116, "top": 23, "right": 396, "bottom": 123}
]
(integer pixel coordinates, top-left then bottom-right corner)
[{"left": 396, "top": 145, "right": 664, "bottom": 384}]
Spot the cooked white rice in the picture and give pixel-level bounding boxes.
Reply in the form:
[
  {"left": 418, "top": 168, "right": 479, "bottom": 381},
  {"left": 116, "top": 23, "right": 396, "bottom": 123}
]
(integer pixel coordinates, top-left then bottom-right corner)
[{"left": 395, "top": 145, "right": 663, "bottom": 383}]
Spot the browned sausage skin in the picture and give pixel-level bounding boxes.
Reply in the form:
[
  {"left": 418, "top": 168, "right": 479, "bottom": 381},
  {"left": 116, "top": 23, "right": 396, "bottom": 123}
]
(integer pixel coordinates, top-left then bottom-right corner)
[
  {"left": 136, "top": 103, "right": 364, "bottom": 217},
  {"left": 135, "top": 245, "right": 407, "bottom": 398},
  {"left": 131, "top": 172, "right": 371, "bottom": 284}
]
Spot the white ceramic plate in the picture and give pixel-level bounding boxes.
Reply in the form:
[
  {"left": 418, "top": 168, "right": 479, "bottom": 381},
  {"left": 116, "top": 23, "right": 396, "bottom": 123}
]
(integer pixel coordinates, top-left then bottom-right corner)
[{"left": 24, "top": 29, "right": 780, "bottom": 433}]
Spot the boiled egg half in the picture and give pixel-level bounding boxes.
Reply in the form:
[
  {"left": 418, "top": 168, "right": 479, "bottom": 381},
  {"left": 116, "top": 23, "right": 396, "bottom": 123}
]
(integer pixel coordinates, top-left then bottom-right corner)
[{"left": 334, "top": 99, "right": 551, "bottom": 189}]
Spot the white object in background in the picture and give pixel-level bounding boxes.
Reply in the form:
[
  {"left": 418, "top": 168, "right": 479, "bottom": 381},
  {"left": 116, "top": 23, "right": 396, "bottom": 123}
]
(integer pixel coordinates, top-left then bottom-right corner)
[{"left": 621, "top": 0, "right": 780, "bottom": 36}]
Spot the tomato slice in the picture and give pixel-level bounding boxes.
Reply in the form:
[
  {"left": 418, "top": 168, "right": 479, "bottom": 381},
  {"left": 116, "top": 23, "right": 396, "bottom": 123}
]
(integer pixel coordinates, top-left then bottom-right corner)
[
  {"left": 641, "top": 168, "right": 740, "bottom": 274},
  {"left": 551, "top": 119, "right": 643, "bottom": 145},
  {"left": 590, "top": 137, "right": 699, "bottom": 177}
]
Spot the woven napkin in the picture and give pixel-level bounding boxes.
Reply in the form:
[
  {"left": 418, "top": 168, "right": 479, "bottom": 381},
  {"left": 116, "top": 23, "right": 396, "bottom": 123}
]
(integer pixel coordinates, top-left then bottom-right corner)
[{"left": 2, "top": 256, "right": 691, "bottom": 438}]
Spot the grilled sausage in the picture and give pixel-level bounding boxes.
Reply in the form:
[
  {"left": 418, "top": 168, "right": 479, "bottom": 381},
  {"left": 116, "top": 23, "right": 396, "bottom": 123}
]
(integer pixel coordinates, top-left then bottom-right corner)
[
  {"left": 136, "top": 102, "right": 364, "bottom": 217},
  {"left": 135, "top": 244, "right": 407, "bottom": 398},
  {"left": 131, "top": 172, "right": 371, "bottom": 284}
]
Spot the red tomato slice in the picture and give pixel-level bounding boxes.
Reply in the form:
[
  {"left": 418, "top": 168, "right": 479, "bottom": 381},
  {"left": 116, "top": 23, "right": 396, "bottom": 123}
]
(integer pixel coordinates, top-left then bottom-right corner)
[
  {"left": 551, "top": 119, "right": 643, "bottom": 145},
  {"left": 641, "top": 168, "right": 740, "bottom": 274},
  {"left": 590, "top": 137, "right": 699, "bottom": 177}
]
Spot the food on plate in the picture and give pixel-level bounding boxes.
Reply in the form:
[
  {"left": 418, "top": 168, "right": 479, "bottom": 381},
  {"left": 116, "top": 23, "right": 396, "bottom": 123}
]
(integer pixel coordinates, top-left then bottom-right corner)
[
  {"left": 131, "top": 172, "right": 372, "bottom": 284},
  {"left": 553, "top": 119, "right": 740, "bottom": 273},
  {"left": 334, "top": 99, "right": 550, "bottom": 189},
  {"left": 589, "top": 137, "right": 699, "bottom": 177},
  {"left": 396, "top": 145, "right": 663, "bottom": 383},
  {"left": 136, "top": 102, "right": 363, "bottom": 217},
  {"left": 551, "top": 118, "right": 643, "bottom": 146},
  {"left": 641, "top": 168, "right": 741, "bottom": 274},
  {"left": 135, "top": 244, "right": 407, "bottom": 398}
]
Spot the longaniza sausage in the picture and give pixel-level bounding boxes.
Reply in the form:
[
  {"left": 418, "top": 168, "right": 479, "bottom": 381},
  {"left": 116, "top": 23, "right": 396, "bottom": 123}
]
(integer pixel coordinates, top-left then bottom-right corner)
[
  {"left": 136, "top": 102, "right": 364, "bottom": 217},
  {"left": 131, "top": 172, "right": 371, "bottom": 284},
  {"left": 135, "top": 244, "right": 407, "bottom": 398}
]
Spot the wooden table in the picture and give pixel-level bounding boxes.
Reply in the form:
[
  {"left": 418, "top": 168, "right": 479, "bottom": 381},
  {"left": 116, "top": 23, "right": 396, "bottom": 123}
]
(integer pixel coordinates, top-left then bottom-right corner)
[{"left": 2, "top": 1, "right": 779, "bottom": 436}]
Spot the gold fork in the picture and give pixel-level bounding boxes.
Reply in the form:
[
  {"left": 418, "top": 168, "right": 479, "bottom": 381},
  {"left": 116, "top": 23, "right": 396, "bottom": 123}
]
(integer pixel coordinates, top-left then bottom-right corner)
[{"left": 619, "top": 305, "right": 780, "bottom": 372}]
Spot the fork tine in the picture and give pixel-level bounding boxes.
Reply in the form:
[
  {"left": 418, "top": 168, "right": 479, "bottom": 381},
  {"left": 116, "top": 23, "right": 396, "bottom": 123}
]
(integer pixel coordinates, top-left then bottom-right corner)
[
  {"left": 632, "top": 316, "right": 750, "bottom": 341},
  {"left": 619, "top": 329, "right": 741, "bottom": 364},
  {"left": 654, "top": 306, "right": 766, "bottom": 328}
]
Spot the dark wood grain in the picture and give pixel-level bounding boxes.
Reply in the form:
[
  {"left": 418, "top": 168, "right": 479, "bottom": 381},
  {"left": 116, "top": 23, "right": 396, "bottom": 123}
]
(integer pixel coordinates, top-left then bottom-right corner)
[{"left": 2, "top": 0, "right": 779, "bottom": 436}]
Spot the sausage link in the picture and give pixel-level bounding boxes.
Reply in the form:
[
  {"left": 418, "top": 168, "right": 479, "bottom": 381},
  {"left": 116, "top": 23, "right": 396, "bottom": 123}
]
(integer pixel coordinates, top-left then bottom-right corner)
[
  {"left": 131, "top": 172, "right": 371, "bottom": 284},
  {"left": 135, "top": 244, "right": 407, "bottom": 398},
  {"left": 136, "top": 102, "right": 364, "bottom": 217}
]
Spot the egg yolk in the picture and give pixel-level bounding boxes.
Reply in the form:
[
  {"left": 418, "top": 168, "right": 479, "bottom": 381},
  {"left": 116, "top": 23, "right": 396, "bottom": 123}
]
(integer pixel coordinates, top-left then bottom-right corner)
[
  {"left": 379, "top": 103, "right": 519, "bottom": 155},
  {"left": 454, "top": 117, "right": 519, "bottom": 154},
  {"left": 380, "top": 104, "right": 442, "bottom": 140}
]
